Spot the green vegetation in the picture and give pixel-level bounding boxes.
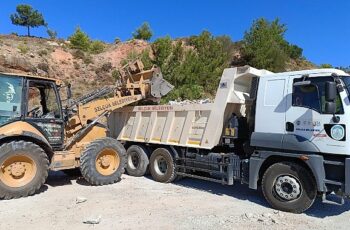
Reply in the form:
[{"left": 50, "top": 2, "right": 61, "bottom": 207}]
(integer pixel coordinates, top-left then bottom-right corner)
[
  {"left": 112, "top": 69, "right": 120, "bottom": 80},
  {"left": 320, "top": 63, "right": 333, "bottom": 68},
  {"left": 90, "top": 40, "right": 105, "bottom": 54},
  {"left": 68, "top": 27, "right": 91, "bottom": 51},
  {"left": 152, "top": 31, "right": 231, "bottom": 101},
  {"left": 46, "top": 28, "right": 57, "bottom": 40},
  {"left": 241, "top": 18, "right": 303, "bottom": 72},
  {"left": 37, "top": 49, "right": 48, "bottom": 56},
  {"left": 17, "top": 43, "right": 29, "bottom": 54},
  {"left": 114, "top": 37, "right": 121, "bottom": 44},
  {"left": 10, "top": 4, "right": 46, "bottom": 36},
  {"left": 68, "top": 27, "right": 105, "bottom": 54},
  {"left": 132, "top": 22, "right": 153, "bottom": 41}
]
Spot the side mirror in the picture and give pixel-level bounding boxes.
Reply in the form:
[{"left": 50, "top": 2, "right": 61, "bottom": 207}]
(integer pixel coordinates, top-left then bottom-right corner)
[
  {"left": 325, "top": 102, "right": 336, "bottom": 114},
  {"left": 325, "top": 81, "right": 337, "bottom": 102},
  {"left": 67, "top": 83, "right": 72, "bottom": 99}
]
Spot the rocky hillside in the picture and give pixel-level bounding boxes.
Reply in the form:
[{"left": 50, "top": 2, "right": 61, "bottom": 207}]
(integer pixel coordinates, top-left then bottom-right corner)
[
  {"left": 0, "top": 34, "right": 317, "bottom": 100},
  {"left": 0, "top": 34, "right": 150, "bottom": 97}
]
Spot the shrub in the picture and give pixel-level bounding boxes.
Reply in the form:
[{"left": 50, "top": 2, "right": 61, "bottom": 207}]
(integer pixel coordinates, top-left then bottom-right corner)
[
  {"left": 101, "top": 62, "right": 112, "bottom": 72},
  {"left": 90, "top": 40, "right": 105, "bottom": 54},
  {"left": 114, "top": 37, "right": 121, "bottom": 44},
  {"left": 37, "top": 62, "right": 49, "bottom": 72},
  {"left": 37, "top": 49, "right": 48, "bottom": 56},
  {"left": 72, "top": 49, "right": 85, "bottom": 59},
  {"left": 68, "top": 27, "right": 91, "bottom": 51},
  {"left": 18, "top": 44, "right": 29, "bottom": 54},
  {"left": 132, "top": 22, "right": 153, "bottom": 41},
  {"left": 112, "top": 69, "right": 120, "bottom": 80},
  {"left": 47, "top": 28, "right": 57, "bottom": 40},
  {"left": 320, "top": 64, "right": 333, "bottom": 68},
  {"left": 83, "top": 55, "right": 93, "bottom": 65},
  {"left": 73, "top": 61, "right": 80, "bottom": 70}
]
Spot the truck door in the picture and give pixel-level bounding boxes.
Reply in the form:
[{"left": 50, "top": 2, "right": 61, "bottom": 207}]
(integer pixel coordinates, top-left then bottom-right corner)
[
  {"left": 253, "top": 77, "right": 289, "bottom": 149},
  {"left": 284, "top": 76, "right": 347, "bottom": 154},
  {"left": 25, "top": 80, "right": 64, "bottom": 150}
]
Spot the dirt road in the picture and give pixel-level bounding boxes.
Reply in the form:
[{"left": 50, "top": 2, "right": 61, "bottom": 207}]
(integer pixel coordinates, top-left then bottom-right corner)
[{"left": 1, "top": 172, "right": 350, "bottom": 230}]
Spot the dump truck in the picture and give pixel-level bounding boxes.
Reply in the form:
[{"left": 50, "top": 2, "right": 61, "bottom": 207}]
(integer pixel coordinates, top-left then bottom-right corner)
[
  {"left": 110, "top": 66, "right": 350, "bottom": 213},
  {"left": 0, "top": 60, "right": 173, "bottom": 199}
]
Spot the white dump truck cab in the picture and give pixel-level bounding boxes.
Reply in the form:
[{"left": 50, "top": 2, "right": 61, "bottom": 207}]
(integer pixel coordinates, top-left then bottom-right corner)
[
  {"left": 249, "top": 68, "right": 350, "bottom": 210},
  {"left": 110, "top": 66, "right": 350, "bottom": 213}
]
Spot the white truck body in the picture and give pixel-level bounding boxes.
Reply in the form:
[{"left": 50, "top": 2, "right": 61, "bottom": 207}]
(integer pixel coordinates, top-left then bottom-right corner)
[{"left": 109, "top": 66, "right": 271, "bottom": 149}]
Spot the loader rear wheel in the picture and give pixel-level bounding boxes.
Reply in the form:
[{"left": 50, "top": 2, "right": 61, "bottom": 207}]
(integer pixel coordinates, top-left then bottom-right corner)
[
  {"left": 80, "top": 137, "right": 126, "bottom": 185},
  {"left": 0, "top": 141, "right": 49, "bottom": 199},
  {"left": 262, "top": 162, "right": 317, "bottom": 213},
  {"left": 126, "top": 145, "right": 149, "bottom": 177},
  {"left": 149, "top": 148, "right": 176, "bottom": 183}
]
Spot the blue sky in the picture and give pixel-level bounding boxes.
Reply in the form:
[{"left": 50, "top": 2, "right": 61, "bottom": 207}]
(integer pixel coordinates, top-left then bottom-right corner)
[{"left": 0, "top": 0, "right": 349, "bottom": 67}]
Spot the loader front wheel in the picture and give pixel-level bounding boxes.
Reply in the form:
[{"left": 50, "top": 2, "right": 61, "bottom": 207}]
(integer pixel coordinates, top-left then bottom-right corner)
[
  {"left": 0, "top": 141, "right": 49, "bottom": 199},
  {"left": 80, "top": 137, "right": 126, "bottom": 185}
]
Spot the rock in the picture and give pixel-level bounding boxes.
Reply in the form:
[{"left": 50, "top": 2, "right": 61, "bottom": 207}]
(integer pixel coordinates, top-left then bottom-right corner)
[
  {"left": 271, "top": 218, "right": 279, "bottom": 224},
  {"left": 244, "top": 213, "right": 254, "bottom": 219},
  {"left": 83, "top": 215, "right": 101, "bottom": 225},
  {"left": 257, "top": 218, "right": 265, "bottom": 222},
  {"left": 76, "top": 196, "right": 87, "bottom": 204},
  {"left": 262, "top": 213, "right": 272, "bottom": 218},
  {"left": 46, "top": 41, "right": 59, "bottom": 46},
  {"left": 29, "top": 53, "right": 35, "bottom": 58},
  {"left": 1, "top": 55, "right": 33, "bottom": 72}
]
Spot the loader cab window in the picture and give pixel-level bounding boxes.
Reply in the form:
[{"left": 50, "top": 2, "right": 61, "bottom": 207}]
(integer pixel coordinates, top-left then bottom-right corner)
[
  {"left": 292, "top": 77, "right": 344, "bottom": 114},
  {"left": 0, "top": 75, "right": 23, "bottom": 125},
  {"left": 27, "top": 81, "right": 62, "bottom": 119}
]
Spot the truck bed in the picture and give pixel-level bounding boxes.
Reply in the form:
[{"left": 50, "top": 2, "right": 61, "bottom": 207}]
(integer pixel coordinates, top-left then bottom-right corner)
[{"left": 109, "top": 66, "right": 270, "bottom": 149}]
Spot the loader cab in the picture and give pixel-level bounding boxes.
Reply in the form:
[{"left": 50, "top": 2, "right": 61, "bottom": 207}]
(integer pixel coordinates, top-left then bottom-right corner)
[{"left": 0, "top": 73, "right": 65, "bottom": 149}]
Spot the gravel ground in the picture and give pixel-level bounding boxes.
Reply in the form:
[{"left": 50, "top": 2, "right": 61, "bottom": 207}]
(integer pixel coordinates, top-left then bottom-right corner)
[{"left": 1, "top": 172, "right": 350, "bottom": 230}]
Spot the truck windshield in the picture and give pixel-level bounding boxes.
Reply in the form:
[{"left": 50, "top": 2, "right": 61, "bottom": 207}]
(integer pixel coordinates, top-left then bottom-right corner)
[
  {"left": 341, "top": 76, "right": 350, "bottom": 100},
  {"left": 0, "top": 75, "right": 23, "bottom": 126}
]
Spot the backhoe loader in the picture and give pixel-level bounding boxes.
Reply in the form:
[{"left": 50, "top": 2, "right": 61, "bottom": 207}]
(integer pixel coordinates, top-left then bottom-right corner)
[{"left": 0, "top": 60, "right": 173, "bottom": 199}]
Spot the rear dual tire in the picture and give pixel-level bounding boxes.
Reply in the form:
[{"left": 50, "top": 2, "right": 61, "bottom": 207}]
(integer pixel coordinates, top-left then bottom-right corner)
[
  {"left": 149, "top": 148, "right": 177, "bottom": 183},
  {"left": 126, "top": 145, "right": 149, "bottom": 177}
]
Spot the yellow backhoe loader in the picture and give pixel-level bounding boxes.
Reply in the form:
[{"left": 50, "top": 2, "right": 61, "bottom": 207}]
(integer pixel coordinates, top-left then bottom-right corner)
[{"left": 0, "top": 60, "right": 173, "bottom": 199}]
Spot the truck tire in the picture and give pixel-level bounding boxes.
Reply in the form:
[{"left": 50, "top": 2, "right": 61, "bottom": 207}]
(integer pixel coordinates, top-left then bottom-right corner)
[
  {"left": 149, "top": 148, "right": 176, "bottom": 183},
  {"left": 80, "top": 137, "right": 126, "bottom": 185},
  {"left": 126, "top": 145, "right": 149, "bottom": 177},
  {"left": 261, "top": 162, "right": 317, "bottom": 213},
  {"left": 0, "top": 141, "right": 49, "bottom": 199}
]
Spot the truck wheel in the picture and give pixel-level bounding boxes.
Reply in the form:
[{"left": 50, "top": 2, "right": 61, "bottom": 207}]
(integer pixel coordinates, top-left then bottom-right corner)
[
  {"left": 261, "top": 162, "right": 316, "bottom": 213},
  {"left": 0, "top": 141, "right": 49, "bottom": 199},
  {"left": 80, "top": 137, "right": 126, "bottom": 185},
  {"left": 126, "top": 145, "right": 149, "bottom": 177},
  {"left": 149, "top": 148, "right": 176, "bottom": 183}
]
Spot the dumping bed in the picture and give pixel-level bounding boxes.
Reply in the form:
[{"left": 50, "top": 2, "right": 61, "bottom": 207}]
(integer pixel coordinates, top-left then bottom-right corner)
[{"left": 109, "top": 66, "right": 270, "bottom": 149}]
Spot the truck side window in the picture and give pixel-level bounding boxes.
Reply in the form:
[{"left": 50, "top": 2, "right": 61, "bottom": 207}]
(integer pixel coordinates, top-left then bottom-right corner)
[{"left": 292, "top": 77, "right": 344, "bottom": 114}]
